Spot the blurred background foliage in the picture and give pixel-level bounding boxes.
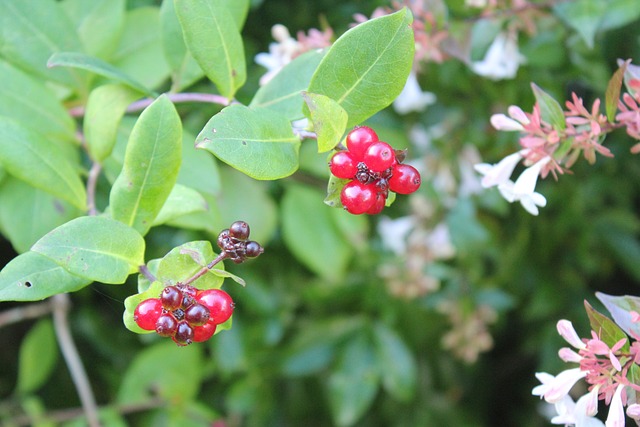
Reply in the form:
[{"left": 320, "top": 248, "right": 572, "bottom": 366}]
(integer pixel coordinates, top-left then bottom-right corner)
[{"left": 2, "top": 0, "right": 640, "bottom": 426}]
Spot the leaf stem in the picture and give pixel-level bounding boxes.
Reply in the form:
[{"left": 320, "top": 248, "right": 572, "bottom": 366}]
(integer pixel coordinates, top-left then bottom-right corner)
[
  {"left": 139, "top": 264, "right": 157, "bottom": 283},
  {"left": 181, "top": 251, "right": 228, "bottom": 287},
  {"left": 52, "top": 294, "right": 102, "bottom": 427}
]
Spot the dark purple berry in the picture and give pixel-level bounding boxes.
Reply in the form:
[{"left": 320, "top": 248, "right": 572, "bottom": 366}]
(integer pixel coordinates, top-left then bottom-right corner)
[
  {"left": 229, "top": 221, "right": 250, "bottom": 241},
  {"left": 173, "top": 321, "right": 194, "bottom": 345},
  {"left": 245, "top": 241, "right": 263, "bottom": 258},
  {"left": 155, "top": 313, "right": 178, "bottom": 337},
  {"left": 160, "top": 286, "right": 183, "bottom": 311},
  {"left": 217, "top": 229, "right": 230, "bottom": 250},
  {"left": 184, "top": 303, "right": 210, "bottom": 326}
]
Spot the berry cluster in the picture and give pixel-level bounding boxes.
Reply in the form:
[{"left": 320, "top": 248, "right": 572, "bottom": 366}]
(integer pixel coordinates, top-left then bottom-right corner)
[
  {"left": 217, "top": 220, "right": 264, "bottom": 263},
  {"left": 329, "top": 126, "right": 421, "bottom": 215},
  {"left": 134, "top": 283, "right": 234, "bottom": 346}
]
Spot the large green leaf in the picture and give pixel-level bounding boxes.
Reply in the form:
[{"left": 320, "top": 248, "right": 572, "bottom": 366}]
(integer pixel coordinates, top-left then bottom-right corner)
[
  {"left": 306, "top": 8, "right": 414, "bottom": 127},
  {"left": 84, "top": 84, "right": 142, "bottom": 162},
  {"left": 31, "top": 216, "right": 145, "bottom": 285},
  {"left": 0, "top": 177, "right": 82, "bottom": 254},
  {"left": 177, "top": 131, "right": 221, "bottom": 196},
  {"left": 0, "top": 251, "right": 91, "bottom": 301},
  {"left": 16, "top": 319, "right": 58, "bottom": 394},
  {"left": 220, "top": 0, "right": 250, "bottom": 29},
  {"left": 373, "top": 322, "right": 417, "bottom": 402},
  {"left": 0, "top": 117, "right": 86, "bottom": 210},
  {"left": 250, "top": 49, "right": 325, "bottom": 121},
  {"left": 174, "top": 0, "right": 246, "bottom": 99},
  {"left": 155, "top": 240, "right": 225, "bottom": 289},
  {"left": 109, "top": 95, "right": 182, "bottom": 236},
  {"left": 195, "top": 105, "right": 300, "bottom": 180},
  {"left": 60, "top": 0, "right": 125, "bottom": 60},
  {"left": 152, "top": 184, "right": 208, "bottom": 226},
  {"left": 0, "top": 0, "right": 87, "bottom": 90},
  {"left": 48, "top": 52, "right": 154, "bottom": 96},
  {"left": 0, "top": 60, "right": 76, "bottom": 141},
  {"left": 553, "top": 0, "right": 606, "bottom": 49},
  {"left": 302, "top": 91, "right": 348, "bottom": 153},
  {"left": 584, "top": 300, "right": 629, "bottom": 350}
]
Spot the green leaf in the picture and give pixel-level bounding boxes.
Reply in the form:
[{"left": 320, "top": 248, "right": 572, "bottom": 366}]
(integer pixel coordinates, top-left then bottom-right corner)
[
  {"left": 31, "top": 216, "right": 145, "bottom": 285},
  {"left": 605, "top": 60, "right": 628, "bottom": 123},
  {"left": 0, "top": 251, "right": 90, "bottom": 301},
  {"left": 0, "top": 117, "right": 86, "bottom": 211},
  {"left": 302, "top": 92, "right": 348, "bottom": 153},
  {"left": 281, "top": 184, "right": 353, "bottom": 282},
  {"left": 553, "top": 0, "right": 606, "bottom": 49},
  {"left": 48, "top": 52, "right": 154, "bottom": 96},
  {"left": 16, "top": 320, "right": 58, "bottom": 394},
  {"left": 531, "top": 83, "right": 566, "bottom": 130},
  {"left": 60, "top": 0, "right": 125, "bottom": 60},
  {"left": 209, "top": 269, "right": 246, "bottom": 287},
  {"left": 218, "top": 0, "right": 250, "bottom": 30},
  {"left": 595, "top": 292, "right": 640, "bottom": 339},
  {"left": 152, "top": 184, "right": 208, "bottom": 226},
  {"left": 84, "top": 84, "right": 142, "bottom": 162},
  {"left": 0, "top": 0, "right": 87, "bottom": 90},
  {"left": 155, "top": 241, "right": 224, "bottom": 290},
  {"left": 0, "top": 178, "right": 82, "bottom": 254},
  {"left": 307, "top": 8, "right": 414, "bottom": 127},
  {"left": 600, "top": 0, "right": 640, "bottom": 31},
  {"left": 0, "top": 60, "right": 76, "bottom": 141},
  {"left": 327, "top": 335, "right": 379, "bottom": 427},
  {"left": 111, "top": 7, "right": 171, "bottom": 91},
  {"left": 250, "top": 49, "right": 325, "bottom": 121},
  {"left": 195, "top": 105, "right": 300, "bottom": 180},
  {"left": 175, "top": 0, "right": 246, "bottom": 99},
  {"left": 177, "top": 130, "right": 221, "bottom": 196},
  {"left": 584, "top": 300, "right": 629, "bottom": 349},
  {"left": 373, "top": 322, "right": 416, "bottom": 402},
  {"left": 117, "top": 342, "right": 203, "bottom": 404},
  {"left": 109, "top": 95, "right": 183, "bottom": 236}
]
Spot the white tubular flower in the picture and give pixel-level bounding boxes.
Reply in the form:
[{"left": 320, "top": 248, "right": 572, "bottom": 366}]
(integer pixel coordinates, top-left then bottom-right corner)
[
  {"left": 471, "top": 31, "right": 526, "bottom": 80},
  {"left": 605, "top": 384, "right": 625, "bottom": 427},
  {"left": 474, "top": 151, "right": 523, "bottom": 188},
  {"left": 626, "top": 403, "right": 640, "bottom": 420},
  {"left": 542, "top": 368, "right": 588, "bottom": 403},
  {"left": 491, "top": 106, "right": 530, "bottom": 131},
  {"left": 557, "top": 320, "right": 587, "bottom": 350},
  {"left": 498, "top": 157, "right": 550, "bottom": 215},
  {"left": 254, "top": 24, "right": 300, "bottom": 85},
  {"left": 550, "top": 393, "right": 605, "bottom": 427},
  {"left": 393, "top": 71, "right": 436, "bottom": 114}
]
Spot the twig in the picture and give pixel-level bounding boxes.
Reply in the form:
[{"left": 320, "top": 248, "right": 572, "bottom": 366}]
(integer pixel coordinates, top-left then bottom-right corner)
[
  {"left": 139, "top": 264, "right": 157, "bottom": 283},
  {"left": 52, "top": 294, "right": 101, "bottom": 427},
  {"left": 181, "top": 252, "right": 228, "bottom": 287},
  {"left": 0, "top": 300, "right": 53, "bottom": 328},
  {"left": 86, "top": 162, "right": 102, "bottom": 216}
]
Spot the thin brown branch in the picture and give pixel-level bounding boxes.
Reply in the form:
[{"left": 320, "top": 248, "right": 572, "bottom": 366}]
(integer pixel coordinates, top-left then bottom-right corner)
[{"left": 0, "top": 300, "right": 53, "bottom": 328}]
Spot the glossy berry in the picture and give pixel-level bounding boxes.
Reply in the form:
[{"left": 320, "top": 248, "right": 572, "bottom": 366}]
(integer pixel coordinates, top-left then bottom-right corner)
[
  {"left": 197, "top": 289, "right": 235, "bottom": 324},
  {"left": 155, "top": 313, "right": 178, "bottom": 337},
  {"left": 346, "top": 126, "right": 378, "bottom": 159},
  {"left": 161, "top": 286, "right": 183, "bottom": 311},
  {"left": 173, "top": 321, "right": 194, "bottom": 345},
  {"left": 193, "top": 319, "right": 217, "bottom": 343},
  {"left": 366, "top": 193, "right": 386, "bottom": 215},
  {"left": 134, "top": 298, "right": 163, "bottom": 331},
  {"left": 229, "top": 221, "right": 250, "bottom": 241},
  {"left": 216, "top": 229, "right": 230, "bottom": 250},
  {"left": 245, "top": 241, "right": 263, "bottom": 258},
  {"left": 329, "top": 151, "right": 358, "bottom": 179},
  {"left": 340, "top": 181, "right": 377, "bottom": 215},
  {"left": 388, "top": 164, "right": 421, "bottom": 194},
  {"left": 363, "top": 141, "right": 395, "bottom": 172},
  {"left": 184, "top": 303, "right": 210, "bottom": 326}
]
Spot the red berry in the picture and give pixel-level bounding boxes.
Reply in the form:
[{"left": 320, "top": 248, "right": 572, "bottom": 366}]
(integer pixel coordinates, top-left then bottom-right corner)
[
  {"left": 340, "top": 180, "right": 377, "bottom": 215},
  {"left": 193, "top": 318, "right": 217, "bottom": 342},
  {"left": 155, "top": 313, "right": 178, "bottom": 337},
  {"left": 229, "top": 221, "right": 250, "bottom": 240},
  {"left": 160, "top": 286, "right": 183, "bottom": 311},
  {"left": 329, "top": 151, "right": 358, "bottom": 179},
  {"left": 366, "top": 193, "right": 386, "bottom": 215},
  {"left": 173, "top": 320, "right": 194, "bottom": 345},
  {"left": 363, "top": 141, "right": 395, "bottom": 172},
  {"left": 133, "top": 298, "right": 163, "bottom": 331},
  {"left": 196, "top": 289, "right": 235, "bottom": 324},
  {"left": 389, "top": 164, "right": 421, "bottom": 194},
  {"left": 184, "top": 303, "right": 210, "bottom": 326},
  {"left": 346, "top": 126, "right": 378, "bottom": 159}
]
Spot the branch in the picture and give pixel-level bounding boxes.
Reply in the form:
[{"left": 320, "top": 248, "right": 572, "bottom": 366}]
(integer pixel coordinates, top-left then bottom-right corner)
[
  {"left": 181, "top": 251, "right": 228, "bottom": 286},
  {"left": 0, "top": 300, "right": 53, "bottom": 328},
  {"left": 86, "top": 162, "right": 102, "bottom": 216}
]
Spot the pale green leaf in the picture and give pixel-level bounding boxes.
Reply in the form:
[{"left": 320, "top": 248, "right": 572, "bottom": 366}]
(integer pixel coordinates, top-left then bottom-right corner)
[
  {"left": 373, "top": 322, "right": 417, "bottom": 402},
  {"left": 584, "top": 300, "right": 629, "bottom": 350},
  {"left": 553, "top": 0, "right": 606, "bottom": 49},
  {"left": 175, "top": 0, "right": 246, "bottom": 99},
  {"left": 219, "top": 0, "right": 250, "bottom": 29},
  {"left": 0, "top": 0, "right": 87, "bottom": 89},
  {"left": 155, "top": 241, "right": 224, "bottom": 289},
  {"left": 302, "top": 91, "right": 348, "bottom": 153},
  {"left": 48, "top": 52, "right": 154, "bottom": 96},
  {"left": 0, "top": 117, "right": 86, "bottom": 210},
  {"left": 600, "top": 0, "right": 640, "bottom": 31},
  {"left": 17, "top": 320, "right": 58, "bottom": 394},
  {"left": 307, "top": 8, "right": 414, "bottom": 127},
  {"left": 109, "top": 95, "right": 183, "bottom": 236},
  {"left": 531, "top": 83, "right": 566, "bottom": 130},
  {"left": 0, "top": 251, "right": 91, "bottom": 301},
  {"left": 0, "top": 60, "right": 76, "bottom": 141},
  {"left": 177, "top": 130, "right": 221, "bottom": 196},
  {"left": 195, "top": 105, "right": 300, "bottom": 180},
  {"left": 250, "top": 49, "right": 325, "bottom": 120},
  {"left": 152, "top": 184, "right": 208, "bottom": 226},
  {"left": 31, "top": 216, "right": 145, "bottom": 285}
]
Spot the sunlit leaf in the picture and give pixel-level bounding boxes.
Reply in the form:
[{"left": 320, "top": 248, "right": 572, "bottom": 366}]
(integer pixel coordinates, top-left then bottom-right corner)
[{"left": 302, "top": 91, "right": 348, "bottom": 153}]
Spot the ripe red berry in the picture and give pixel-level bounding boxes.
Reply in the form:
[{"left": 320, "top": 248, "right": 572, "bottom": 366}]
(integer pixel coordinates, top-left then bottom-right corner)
[
  {"left": 197, "top": 289, "right": 235, "bottom": 324},
  {"left": 173, "top": 321, "right": 194, "bottom": 345},
  {"left": 340, "top": 180, "right": 377, "bottom": 215},
  {"left": 160, "top": 286, "right": 183, "bottom": 311},
  {"left": 229, "top": 221, "right": 250, "bottom": 241},
  {"left": 389, "top": 164, "right": 421, "bottom": 194},
  {"left": 184, "top": 303, "right": 210, "bottom": 326},
  {"left": 155, "top": 313, "right": 178, "bottom": 337},
  {"left": 133, "top": 298, "right": 163, "bottom": 331},
  {"left": 329, "top": 151, "right": 358, "bottom": 179},
  {"left": 363, "top": 141, "right": 395, "bottom": 172},
  {"left": 346, "top": 126, "right": 378, "bottom": 160},
  {"left": 366, "top": 193, "right": 386, "bottom": 215},
  {"left": 193, "top": 318, "right": 217, "bottom": 342}
]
